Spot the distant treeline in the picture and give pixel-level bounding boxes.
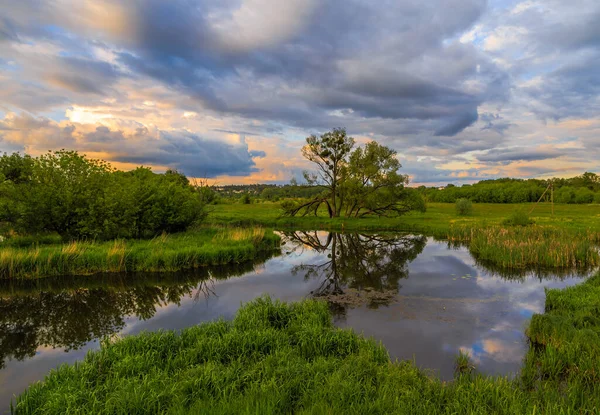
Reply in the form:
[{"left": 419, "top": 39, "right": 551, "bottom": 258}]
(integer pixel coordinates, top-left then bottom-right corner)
[
  {"left": 0, "top": 151, "right": 211, "bottom": 239},
  {"left": 418, "top": 172, "right": 600, "bottom": 204},
  {"left": 215, "top": 183, "right": 323, "bottom": 203},
  {"left": 218, "top": 172, "right": 600, "bottom": 205}
]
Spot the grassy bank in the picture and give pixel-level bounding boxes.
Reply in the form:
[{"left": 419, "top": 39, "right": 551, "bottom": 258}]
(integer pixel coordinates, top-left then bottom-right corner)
[
  {"left": 15, "top": 284, "right": 600, "bottom": 414},
  {"left": 207, "top": 203, "right": 600, "bottom": 270},
  {"left": 0, "top": 228, "right": 280, "bottom": 279}
]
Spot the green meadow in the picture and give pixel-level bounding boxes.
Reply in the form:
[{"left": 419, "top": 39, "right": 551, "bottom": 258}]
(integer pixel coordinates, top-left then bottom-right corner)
[{"left": 206, "top": 201, "right": 600, "bottom": 233}]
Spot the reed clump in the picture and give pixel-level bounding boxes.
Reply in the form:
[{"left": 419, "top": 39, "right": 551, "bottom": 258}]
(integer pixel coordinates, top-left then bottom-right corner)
[
  {"left": 0, "top": 228, "right": 279, "bottom": 279},
  {"left": 448, "top": 225, "right": 600, "bottom": 269}
]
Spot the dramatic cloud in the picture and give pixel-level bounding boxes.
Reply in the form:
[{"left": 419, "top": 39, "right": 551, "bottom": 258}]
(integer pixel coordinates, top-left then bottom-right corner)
[
  {"left": 0, "top": 0, "right": 599, "bottom": 183},
  {"left": 0, "top": 113, "right": 262, "bottom": 177},
  {"left": 476, "top": 148, "right": 561, "bottom": 163}
]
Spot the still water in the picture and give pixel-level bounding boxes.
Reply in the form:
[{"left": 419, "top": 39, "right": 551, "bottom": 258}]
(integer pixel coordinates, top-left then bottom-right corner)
[{"left": 0, "top": 232, "right": 590, "bottom": 411}]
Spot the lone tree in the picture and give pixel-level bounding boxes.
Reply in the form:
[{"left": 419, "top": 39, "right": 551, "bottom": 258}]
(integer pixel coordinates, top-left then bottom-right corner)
[{"left": 282, "top": 128, "right": 425, "bottom": 218}]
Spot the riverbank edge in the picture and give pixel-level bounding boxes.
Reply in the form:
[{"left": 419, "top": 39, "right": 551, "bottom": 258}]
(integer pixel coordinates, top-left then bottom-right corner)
[{"left": 0, "top": 228, "right": 281, "bottom": 280}]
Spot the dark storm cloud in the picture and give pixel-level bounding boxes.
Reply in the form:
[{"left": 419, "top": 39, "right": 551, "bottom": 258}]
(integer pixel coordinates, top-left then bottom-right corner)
[
  {"left": 525, "top": 55, "right": 600, "bottom": 120},
  {"left": 2, "top": 0, "right": 599, "bottom": 185},
  {"left": 84, "top": 126, "right": 262, "bottom": 177},
  {"left": 507, "top": 1, "right": 600, "bottom": 121},
  {"left": 477, "top": 148, "right": 560, "bottom": 164},
  {"left": 402, "top": 163, "right": 491, "bottom": 185},
  {"left": 0, "top": 113, "right": 262, "bottom": 178},
  {"left": 480, "top": 113, "right": 511, "bottom": 134},
  {"left": 126, "top": 0, "right": 495, "bottom": 137},
  {"left": 537, "top": 7, "right": 600, "bottom": 51},
  {"left": 110, "top": 133, "right": 261, "bottom": 177},
  {"left": 45, "top": 57, "right": 121, "bottom": 96},
  {"left": 249, "top": 150, "right": 266, "bottom": 158},
  {"left": 434, "top": 111, "right": 480, "bottom": 136},
  {"left": 0, "top": 17, "right": 19, "bottom": 42},
  {"left": 86, "top": 126, "right": 125, "bottom": 142},
  {"left": 0, "top": 0, "right": 502, "bottom": 138}
]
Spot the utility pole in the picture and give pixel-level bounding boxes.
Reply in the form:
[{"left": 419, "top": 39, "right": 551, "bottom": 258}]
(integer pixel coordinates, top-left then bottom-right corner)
[
  {"left": 530, "top": 181, "right": 553, "bottom": 216},
  {"left": 551, "top": 180, "right": 554, "bottom": 216}
]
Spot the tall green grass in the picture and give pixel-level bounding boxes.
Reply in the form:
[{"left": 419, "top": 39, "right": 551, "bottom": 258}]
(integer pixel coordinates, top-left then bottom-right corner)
[
  {"left": 523, "top": 273, "right": 600, "bottom": 397},
  {"left": 14, "top": 292, "right": 600, "bottom": 414},
  {"left": 0, "top": 228, "right": 280, "bottom": 279},
  {"left": 448, "top": 225, "right": 600, "bottom": 269}
]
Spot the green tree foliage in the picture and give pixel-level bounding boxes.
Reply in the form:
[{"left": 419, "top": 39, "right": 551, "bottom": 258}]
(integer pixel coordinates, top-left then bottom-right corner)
[
  {"left": 421, "top": 172, "right": 600, "bottom": 204},
  {"left": 213, "top": 184, "right": 322, "bottom": 203},
  {"left": 239, "top": 193, "right": 252, "bottom": 204},
  {"left": 301, "top": 127, "right": 355, "bottom": 217},
  {"left": 455, "top": 198, "right": 473, "bottom": 216},
  {"left": 0, "top": 151, "right": 207, "bottom": 239},
  {"left": 284, "top": 128, "right": 425, "bottom": 218}
]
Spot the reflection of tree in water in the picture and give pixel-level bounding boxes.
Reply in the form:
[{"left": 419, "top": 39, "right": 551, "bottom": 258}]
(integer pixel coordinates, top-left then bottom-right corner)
[
  {"left": 0, "top": 259, "right": 267, "bottom": 369},
  {"left": 284, "top": 232, "right": 427, "bottom": 316}
]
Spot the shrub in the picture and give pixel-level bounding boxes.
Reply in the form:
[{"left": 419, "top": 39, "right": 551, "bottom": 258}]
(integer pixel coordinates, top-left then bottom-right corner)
[
  {"left": 0, "top": 151, "right": 207, "bottom": 239},
  {"left": 502, "top": 210, "right": 534, "bottom": 227},
  {"left": 455, "top": 198, "right": 473, "bottom": 216}
]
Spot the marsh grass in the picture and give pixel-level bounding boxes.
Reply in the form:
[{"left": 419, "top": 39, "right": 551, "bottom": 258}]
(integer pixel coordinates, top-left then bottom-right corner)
[
  {"left": 501, "top": 210, "right": 534, "bottom": 227},
  {"left": 212, "top": 227, "right": 265, "bottom": 244},
  {"left": 524, "top": 273, "right": 600, "bottom": 386},
  {"left": 448, "top": 225, "right": 600, "bottom": 269},
  {"left": 14, "top": 293, "right": 600, "bottom": 414},
  {"left": 454, "top": 350, "right": 475, "bottom": 376},
  {"left": 0, "top": 228, "right": 279, "bottom": 279}
]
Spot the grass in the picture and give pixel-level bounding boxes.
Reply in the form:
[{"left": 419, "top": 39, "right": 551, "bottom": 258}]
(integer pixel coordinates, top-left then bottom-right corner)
[
  {"left": 448, "top": 226, "right": 600, "bottom": 270},
  {"left": 0, "top": 228, "right": 280, "bottom": 279},
  {"left": 207, "top": 202, "right": 600, "bottom": 270},
  {"left": 524, "top": 273, "right": 600, "bottom": 391},
  {"left": 205, "top": 202, "right": 600, "bottom": 234},
  {"left": 501, "top": 210, "right": 535, "bottom": 227},
  {"left": 14, "top": 288, "right": 600, "bottom": 414}
]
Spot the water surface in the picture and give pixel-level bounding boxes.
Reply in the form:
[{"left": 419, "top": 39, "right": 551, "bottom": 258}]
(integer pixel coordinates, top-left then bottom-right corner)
[{"left": 0, "top": 232, "right": 590, "bottom": 411}]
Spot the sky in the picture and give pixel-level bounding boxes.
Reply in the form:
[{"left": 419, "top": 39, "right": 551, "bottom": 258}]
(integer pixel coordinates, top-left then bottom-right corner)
[{"left": 0, "top": 0, "right": 599, "bottom": 186}]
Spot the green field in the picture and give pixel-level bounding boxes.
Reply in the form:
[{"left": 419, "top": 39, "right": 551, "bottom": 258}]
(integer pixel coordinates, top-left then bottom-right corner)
[{"left": 207, "top": 202, "right": 600, "bottom": 233}]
